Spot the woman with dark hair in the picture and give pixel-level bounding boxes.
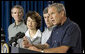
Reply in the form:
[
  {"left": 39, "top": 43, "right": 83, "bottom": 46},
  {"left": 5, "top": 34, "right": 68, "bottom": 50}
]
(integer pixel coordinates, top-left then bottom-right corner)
[{"left": 22, "top": 11, "right": 42, "bottom": 48}]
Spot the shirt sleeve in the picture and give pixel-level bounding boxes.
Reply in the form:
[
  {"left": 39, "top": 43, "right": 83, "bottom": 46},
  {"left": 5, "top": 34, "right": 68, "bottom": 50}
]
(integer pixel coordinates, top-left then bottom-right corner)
[
  {"left": 61, "top": 24, "right": 81, "bottom": 48},
  {"left": 8, "top": 26, "right": 11, "bottom": 41}
]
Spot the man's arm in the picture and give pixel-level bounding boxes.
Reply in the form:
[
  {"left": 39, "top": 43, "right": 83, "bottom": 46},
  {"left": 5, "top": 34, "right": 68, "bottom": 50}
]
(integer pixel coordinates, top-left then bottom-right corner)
[
  {"left": 28, "top": 43, "right": 70, "bottom": 53},
  {"left": 43, "top": 45, "right": 70, "bottom": 53},
  {"left": 27, "top": 43, "right": 49, "bottom": 52},
  {"left": 32, "top": 43, "right": 49, "bottom": 49}
]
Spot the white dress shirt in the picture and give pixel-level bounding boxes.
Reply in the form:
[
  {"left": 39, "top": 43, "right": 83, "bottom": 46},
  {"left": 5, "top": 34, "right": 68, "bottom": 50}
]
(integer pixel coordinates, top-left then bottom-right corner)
[
  {"left": 25, "top": 29, "right": 42, "bottom": 45},
  {"left": 41, "top": 27, "right": 54, "bottom": 44}
]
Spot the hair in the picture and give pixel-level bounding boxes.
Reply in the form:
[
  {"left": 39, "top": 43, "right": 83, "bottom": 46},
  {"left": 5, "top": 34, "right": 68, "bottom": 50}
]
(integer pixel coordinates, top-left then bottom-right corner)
[
  {"left": 11, "top": 5, "right": 24, "bottom": 15},
  {"left": 48, "top": 3, "right": 66, "bottom": 16},
  {"left": 43, "top": 7, "right": 48, "bottom": 14},
  {"left": 25, "top": 11, "right": 41, "bottom": 29}
]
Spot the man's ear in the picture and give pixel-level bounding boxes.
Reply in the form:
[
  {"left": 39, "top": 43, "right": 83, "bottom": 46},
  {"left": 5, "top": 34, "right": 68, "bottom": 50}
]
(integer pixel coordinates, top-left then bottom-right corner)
[{"left": 60, "top": 11, "right": 64, "bottom": 17}]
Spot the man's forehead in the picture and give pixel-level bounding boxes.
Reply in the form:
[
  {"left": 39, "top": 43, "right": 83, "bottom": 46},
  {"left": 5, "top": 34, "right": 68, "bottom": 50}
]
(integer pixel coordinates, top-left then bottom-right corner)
[
  {"left": 12, "top": 8, "right": 22, "bottom": 11},
  {"left": 44, "top": 13, "right": 49, "bottom": 15},
  {"left": 48, "top": 6, "right": 56, "bottom": 10},
  {"left": 48, "top": 7, "right": 57, "bottom": 12}
]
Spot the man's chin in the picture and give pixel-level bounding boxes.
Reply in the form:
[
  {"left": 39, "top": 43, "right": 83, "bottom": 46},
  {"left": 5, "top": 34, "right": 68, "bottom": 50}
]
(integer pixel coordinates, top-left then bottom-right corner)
[
  {"left": 47, "top": 25, "right": 51, "bottom": 28},
  {"left": 15, "top": 19, "right": 21, "bottom": 21},
  {"left": 53, "top": 23, "right": 57, "bottom": 25}
]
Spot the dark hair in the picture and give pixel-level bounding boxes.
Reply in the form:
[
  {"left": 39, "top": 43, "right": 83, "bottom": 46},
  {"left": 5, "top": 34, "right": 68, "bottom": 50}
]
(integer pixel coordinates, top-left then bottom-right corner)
[
  {"left": 25, "top": 11, "right": 41, "bottom": 29},
  {"left": 43, "top": 7, "right": 48, "bottom": 14}
]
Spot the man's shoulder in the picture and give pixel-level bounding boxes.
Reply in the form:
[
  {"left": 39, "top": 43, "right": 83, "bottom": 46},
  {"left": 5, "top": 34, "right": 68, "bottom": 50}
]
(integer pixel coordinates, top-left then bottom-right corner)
[
  {"left": 63, "top": 18, "right": 79, "bottom": 29},
  {"left": 69, "top": 21, "right": 80, "bottom": 29},
  {"left": 8, "top": 23, "right": 15, "bottom": 29},
  {"left": 65, "top": 21, "right": 81, "bottom": 34}
]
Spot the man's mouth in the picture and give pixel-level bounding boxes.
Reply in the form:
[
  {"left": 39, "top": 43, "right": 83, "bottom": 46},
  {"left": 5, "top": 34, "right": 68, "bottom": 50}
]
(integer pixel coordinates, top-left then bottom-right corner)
[
  {"left": 29, "top": 25, "right": 32, "bottom": 27},
  {"left": 51, "top": 20, "right": 55, "bottom": 22}
]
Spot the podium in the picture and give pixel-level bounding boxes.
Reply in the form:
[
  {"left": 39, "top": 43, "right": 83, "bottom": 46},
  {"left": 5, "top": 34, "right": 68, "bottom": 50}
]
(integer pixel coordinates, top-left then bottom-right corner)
[
  {"left": 1, "top": 43, "right": 41, "bottom": 53},
  {"left": 11, "top": 46, "right": 41, "bottom": 53}
]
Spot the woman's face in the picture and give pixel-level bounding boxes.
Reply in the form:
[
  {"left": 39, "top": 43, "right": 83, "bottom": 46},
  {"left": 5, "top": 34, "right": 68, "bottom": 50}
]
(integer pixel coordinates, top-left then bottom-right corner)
[{"left": 27, "top": 17, "right": 37, "bottom": 30}]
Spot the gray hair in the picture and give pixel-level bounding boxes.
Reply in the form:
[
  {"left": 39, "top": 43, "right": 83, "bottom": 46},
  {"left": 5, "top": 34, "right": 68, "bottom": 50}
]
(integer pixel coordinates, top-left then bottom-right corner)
[
  {"left": 48, "top": 3, "right": 66, "bottom": 16},
  {"left": 11, "top": 5, "right": 24, "bottom": 14}
]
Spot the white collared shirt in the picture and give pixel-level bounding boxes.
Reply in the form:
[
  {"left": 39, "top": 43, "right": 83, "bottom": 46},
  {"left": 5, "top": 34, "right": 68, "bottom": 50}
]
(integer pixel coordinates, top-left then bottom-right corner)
[
  {"left": 25, "top": 29, "right": 42, "bottom": 44},
  {"left": 41, "top": 26, "right": 54, "bottom": 44}
]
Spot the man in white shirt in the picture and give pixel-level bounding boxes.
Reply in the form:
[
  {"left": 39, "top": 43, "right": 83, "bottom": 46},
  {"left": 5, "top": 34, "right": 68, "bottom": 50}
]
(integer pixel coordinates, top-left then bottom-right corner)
[{"left": 41, "top": 7, "right": 54, "bottom": 44}]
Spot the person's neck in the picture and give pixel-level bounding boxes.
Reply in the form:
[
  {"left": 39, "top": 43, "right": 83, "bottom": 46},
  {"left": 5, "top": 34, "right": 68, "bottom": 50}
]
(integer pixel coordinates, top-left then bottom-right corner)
[
  {"left": 15, "top": 19, "right": 23, "bottom": 25},
  {"left": 61, "top": 17, "right": 67, "bottom": 25},
  {"left": 29, "top": 29, "right": 37, "bottom": 38},
  {"left": 47, "top": 25, "right": 53, "bottom": 30}
]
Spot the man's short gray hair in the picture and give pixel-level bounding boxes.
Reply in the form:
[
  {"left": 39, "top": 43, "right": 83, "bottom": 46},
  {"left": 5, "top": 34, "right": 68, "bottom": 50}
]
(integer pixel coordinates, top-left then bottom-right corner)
[
  {"left": 11, "top": 5, "right": 24, "bottom": 14},
  {"left": 48, "top": 3, "right": 66, "bottom": 16}
]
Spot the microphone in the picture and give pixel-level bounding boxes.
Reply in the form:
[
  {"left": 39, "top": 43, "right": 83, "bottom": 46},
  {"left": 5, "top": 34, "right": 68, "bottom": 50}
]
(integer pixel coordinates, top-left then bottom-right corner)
[{"left": 9, "top": 32, "right": 25, "bottom": 47}]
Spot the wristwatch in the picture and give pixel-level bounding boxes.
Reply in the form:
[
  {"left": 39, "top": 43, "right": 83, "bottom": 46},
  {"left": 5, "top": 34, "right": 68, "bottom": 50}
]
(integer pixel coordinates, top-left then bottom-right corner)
[{"left": 41, "top": 50, "right": 44, "bottom": 53}]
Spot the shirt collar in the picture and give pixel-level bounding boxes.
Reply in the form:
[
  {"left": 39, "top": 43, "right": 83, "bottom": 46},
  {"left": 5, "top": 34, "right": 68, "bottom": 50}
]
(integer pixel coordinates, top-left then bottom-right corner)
[
  {"left": 47, "top": 26, "right": 55, "bottom": 31},
  {"left": 54, "top": 18, "right": 71, "bottom": 30},
  {"left": 13, "top": 20, "right": 24, "bottom": 27},
  {"left": 32, "top": 29, "right": 41, "bottom": 38},
  {"left": 25, "top": 29, "right": 41, "bottom": 41}
]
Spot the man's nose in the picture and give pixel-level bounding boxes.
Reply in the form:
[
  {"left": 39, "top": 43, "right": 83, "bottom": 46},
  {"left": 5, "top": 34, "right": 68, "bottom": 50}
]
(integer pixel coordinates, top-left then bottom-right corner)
[
  {"left": 29, "top": 21, "right": 32, "bottom": 25},
  {"left": 16, "top": 13, "right": 19, "bottom": 16},
  {"left": 46, "top": 18, "right": 49, "bottom": 22},
  {"left": 49, "top": 15, "right": 53, "bottom": 20}
]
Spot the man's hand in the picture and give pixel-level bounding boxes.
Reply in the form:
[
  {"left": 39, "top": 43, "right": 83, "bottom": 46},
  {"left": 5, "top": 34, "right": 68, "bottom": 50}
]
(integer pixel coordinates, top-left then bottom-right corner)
[
  {"left": 28, "top": 46, "right": 41, "bottom": 52},
  {"left": 32, "top": 44, "right": 49, "bottom": 49}
]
